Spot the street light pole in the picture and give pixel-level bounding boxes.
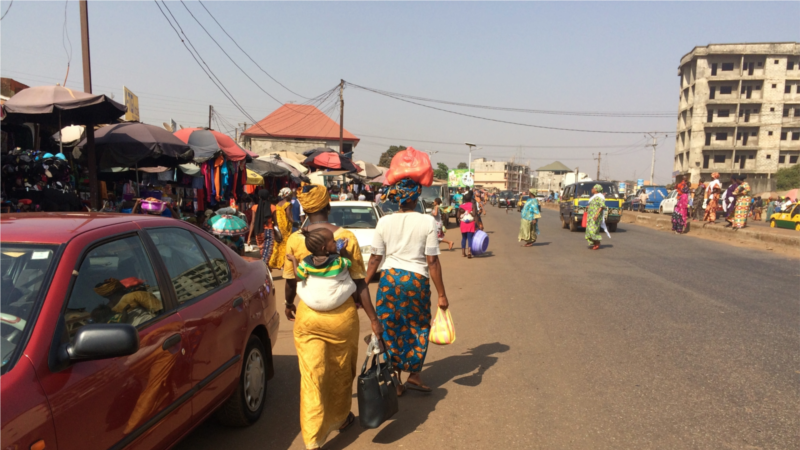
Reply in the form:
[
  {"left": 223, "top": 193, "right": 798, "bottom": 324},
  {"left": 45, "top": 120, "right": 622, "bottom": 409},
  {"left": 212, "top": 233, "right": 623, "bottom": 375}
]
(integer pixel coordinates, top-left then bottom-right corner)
[
  {"left": 79, "top": 0, "right": 98, "bottom": 210},
  {"left": 465, "top": 142, "right": 476, "bottom": 171}
]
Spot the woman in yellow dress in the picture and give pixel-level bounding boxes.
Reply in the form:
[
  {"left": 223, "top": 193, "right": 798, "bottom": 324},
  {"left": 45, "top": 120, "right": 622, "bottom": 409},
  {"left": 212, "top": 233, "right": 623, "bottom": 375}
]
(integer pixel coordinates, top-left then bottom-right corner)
[
  {"left": 283, "top": 184, "right": 383, "bottom": 450},
  {"left": 269, "top": 188, "right": 294, "bottom": 269}
]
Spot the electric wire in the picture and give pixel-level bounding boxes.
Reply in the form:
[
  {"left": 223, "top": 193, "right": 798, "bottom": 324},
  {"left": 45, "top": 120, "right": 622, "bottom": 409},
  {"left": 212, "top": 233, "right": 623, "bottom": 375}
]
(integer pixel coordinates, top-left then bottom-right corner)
[
  {"left": 1, "top": 0, "right": 13, "bottom": 21},
  {"left": 61, "top": 0, "right": 72, "bottom": 86}
]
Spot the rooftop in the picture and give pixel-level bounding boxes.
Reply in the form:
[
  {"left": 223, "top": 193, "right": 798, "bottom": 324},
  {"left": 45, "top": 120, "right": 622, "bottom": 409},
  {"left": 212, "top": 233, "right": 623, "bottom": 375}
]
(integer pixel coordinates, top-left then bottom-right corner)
[
  {"left": 241, "top": 104, "right": 360, "bottom": 143},
  {"left": 680, "top": 42, "right": 800, "bottom": 66},
  {"left": 537, "top": 161, "right": 572, "bottom": 173}
]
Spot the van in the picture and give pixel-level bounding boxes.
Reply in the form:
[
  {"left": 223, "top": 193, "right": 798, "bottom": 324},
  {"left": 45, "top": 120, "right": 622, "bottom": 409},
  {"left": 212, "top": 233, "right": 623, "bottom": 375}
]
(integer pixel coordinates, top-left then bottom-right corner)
[{"left": 559, "top": 181, "right": 624, "bottom": 232}]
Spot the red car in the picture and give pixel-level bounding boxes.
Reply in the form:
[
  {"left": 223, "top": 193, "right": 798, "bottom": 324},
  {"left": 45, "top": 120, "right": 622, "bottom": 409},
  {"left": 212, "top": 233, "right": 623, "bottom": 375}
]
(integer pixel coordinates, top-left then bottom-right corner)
[{"left": 1, "top": 213, "right": 279, "bottom": 450}]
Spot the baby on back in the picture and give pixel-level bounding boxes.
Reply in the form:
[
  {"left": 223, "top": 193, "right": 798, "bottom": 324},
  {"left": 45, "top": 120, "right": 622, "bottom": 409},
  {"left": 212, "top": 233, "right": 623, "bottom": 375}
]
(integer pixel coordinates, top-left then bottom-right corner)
[{"left": 286, "top": 228, "right": 356, "bottom": 311}]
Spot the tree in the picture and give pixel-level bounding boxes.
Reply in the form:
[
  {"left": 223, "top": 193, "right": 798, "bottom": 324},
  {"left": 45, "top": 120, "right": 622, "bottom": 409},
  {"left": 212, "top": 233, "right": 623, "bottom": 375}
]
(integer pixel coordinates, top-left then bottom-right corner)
[
  {"left": 378, "top": 145, "right": 406, "bottom": 167},
  {"left": 776, "top": 163, "right": 800, "bottom": 190},
  {"left": 456, "top": 162, "right": 468, "bottom": 169},
  {"left": 434, "top": 162, "right": 449, "bottom": 180}
]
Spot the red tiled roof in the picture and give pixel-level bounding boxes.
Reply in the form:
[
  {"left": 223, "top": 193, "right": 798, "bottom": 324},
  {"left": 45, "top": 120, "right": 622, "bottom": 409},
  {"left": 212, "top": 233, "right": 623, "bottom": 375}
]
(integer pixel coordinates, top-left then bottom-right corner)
[{"left": 242, "top": 104, "right": 359, "bottom": 143}]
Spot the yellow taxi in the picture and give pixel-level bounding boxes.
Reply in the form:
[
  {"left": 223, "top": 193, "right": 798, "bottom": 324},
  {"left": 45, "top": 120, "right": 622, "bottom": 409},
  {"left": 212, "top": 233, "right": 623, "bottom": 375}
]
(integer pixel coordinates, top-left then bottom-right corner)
[{"left": 769, "top": 203, "right": 800, "bottom": 230}]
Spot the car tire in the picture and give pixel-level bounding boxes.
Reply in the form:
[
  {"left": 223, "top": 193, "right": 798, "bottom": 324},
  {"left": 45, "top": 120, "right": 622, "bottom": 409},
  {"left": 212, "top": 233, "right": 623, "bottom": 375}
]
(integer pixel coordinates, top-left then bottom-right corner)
[
  {"left": 216, "top": 335, "right": 268, "bottom": 427},
  {"left": 561, "top": 215, "right": 569, "bottom": 229},
  {"left": 569, "top": 216, "right": 578, "bottom": 232},
  {"left": 607, "top": 223, "right": 618, "bottom": 232}
]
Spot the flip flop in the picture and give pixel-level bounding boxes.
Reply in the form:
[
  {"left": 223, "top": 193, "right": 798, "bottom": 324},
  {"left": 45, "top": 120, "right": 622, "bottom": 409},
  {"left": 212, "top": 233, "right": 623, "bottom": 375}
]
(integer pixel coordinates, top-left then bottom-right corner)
[
  {"left": 405, "top": 381, "right": 432, "bottom": 393},
  {"left": 338, "top": 412, "right": 355, "bottom": 433}
]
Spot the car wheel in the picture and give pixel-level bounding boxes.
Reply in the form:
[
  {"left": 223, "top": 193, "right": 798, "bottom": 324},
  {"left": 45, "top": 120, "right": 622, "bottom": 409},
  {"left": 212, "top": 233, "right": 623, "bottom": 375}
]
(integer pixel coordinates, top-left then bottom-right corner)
[
  {"left": 607, "top": 223, "right": 618, "bottom": 232},
  {"left": 561, "top": 215, "right": 568, "bottom": 229},
  {"left": 569, "top": 216, "right": 578, "bottom": 232},
  {"left": 216, "top": 335, "right": 268, "bottom": 427}
]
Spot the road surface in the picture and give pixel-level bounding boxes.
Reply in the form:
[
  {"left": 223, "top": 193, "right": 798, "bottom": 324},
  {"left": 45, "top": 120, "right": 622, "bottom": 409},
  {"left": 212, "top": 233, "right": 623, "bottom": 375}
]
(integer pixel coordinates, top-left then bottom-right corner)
[{"left": 177, "top": 207, "right": 799, "bottom": 450}]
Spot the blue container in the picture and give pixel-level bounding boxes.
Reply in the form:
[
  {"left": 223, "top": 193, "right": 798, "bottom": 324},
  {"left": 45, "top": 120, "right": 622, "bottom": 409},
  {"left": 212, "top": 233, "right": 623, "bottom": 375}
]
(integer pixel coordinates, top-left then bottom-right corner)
[{"left": 471, "top": 230, "right": 489, "bottom": 255}]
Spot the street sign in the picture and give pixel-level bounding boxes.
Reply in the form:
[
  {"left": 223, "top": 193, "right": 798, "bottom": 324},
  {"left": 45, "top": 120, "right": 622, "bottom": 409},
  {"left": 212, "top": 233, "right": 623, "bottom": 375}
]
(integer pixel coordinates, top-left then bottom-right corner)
[
  {"left": 447, "top": 169, "right": 474, "bottom": 187},
  {"left": 619, "top": 182, "right": 626, "bottom": 192},
  {"left": 637, "top": 179, "right": 644, "bottom": 187},
  {"left": 123, "top": 86, "right": 139, "bottom": 122}
]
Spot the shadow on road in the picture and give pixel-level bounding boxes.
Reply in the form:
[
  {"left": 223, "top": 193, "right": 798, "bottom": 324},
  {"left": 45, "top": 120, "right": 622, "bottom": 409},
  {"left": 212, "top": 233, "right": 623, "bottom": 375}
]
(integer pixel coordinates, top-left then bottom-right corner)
[
  {"left": 531, "top": 242, "right": 551, "bottom": 246},
  {"left": 326, "top": 343, "right": 510, "bottom": 448}
]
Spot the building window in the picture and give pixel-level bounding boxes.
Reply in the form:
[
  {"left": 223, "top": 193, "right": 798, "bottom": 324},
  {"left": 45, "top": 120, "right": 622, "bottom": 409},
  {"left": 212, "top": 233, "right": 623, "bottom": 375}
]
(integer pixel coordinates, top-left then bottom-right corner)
[
  {"left": 709, "top": 87, "right": 716, "bottom": 100},
  {"left": 705, "top": 133, "right": 712, "bottom": 146},
  {"left": 775, "top": 59, "right": 780, "bottom": 64},
  {"left": 770, "top": 107, "right": 775, "bottom": 112},
  {"left": 781, "top": 132, "right": 788, "bottom": 140},
  {"left": 713, "top": 155, "right": 726, "bottom": 163},
  {"left": 748, "top": 154, "right": 754, "bottom": 159},
  {"left": 715, "top": 133, "right": 727, "bottom": 141},
  {"left": 757, "top": 62, "right": 763, "bottom": 67},
  {"left": 789, "top": 61, "right": 796, "bottom": 70},
  {"left": 772, "top": 84, "right": 777, "bottom": 88},
  {"left": 751, "top": 131, "right": 757, "bottom": 136},
  {"left": 779, "top": 155, "right": 786, "bottom": 163},
  {"left": 718, "top": 109, "right": 730, "bottom": 117},
  {"left": 768, "top": 131, "right": 773, "bottom": 136},
  {"left": 767, "top": 154, "right": 772, "bottom": 159},
  {"left": 711, "top": 63, "right": 718, "bottom": 76},
  {"left": 786, "top": 85, "right": 792, "bottom": 94},
  {"left": 721, "top": 63, "right": 734, "bottom": 71},
  {"left": 755, "top": 85, "right": 761, "bottom": 90},
  {"left": 784, "top": 108, "right": 791, "bottom": 118},
  {"left": 703, "top": 155, "right": 710, "bottom": 168},
  {"left": 720, "top": 86, "right": 732, "bottom": 95},
  {"left": 793, "top": 132, "right": 800, "bottom": 141},
  {"left": 792, "top": 155, "right": 800, "bottom": 164}
]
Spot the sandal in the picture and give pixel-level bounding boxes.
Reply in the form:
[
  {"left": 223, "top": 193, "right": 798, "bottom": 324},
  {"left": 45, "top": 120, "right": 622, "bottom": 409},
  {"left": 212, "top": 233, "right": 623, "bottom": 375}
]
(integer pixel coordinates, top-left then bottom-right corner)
[
  {"left": 405, "top": 381, "right": 432, "bottom": 393},
  {"left": 338, "top": 412, "right": 355, "bottom": 433},
  {"left": 396, "top": 384, "right": 406, "bottom": 397}
]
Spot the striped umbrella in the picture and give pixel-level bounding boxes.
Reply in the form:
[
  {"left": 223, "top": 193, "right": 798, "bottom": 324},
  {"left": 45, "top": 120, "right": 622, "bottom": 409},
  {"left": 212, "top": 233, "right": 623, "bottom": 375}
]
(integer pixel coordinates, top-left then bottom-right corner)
[{"left": 210, "top": 214, "right": 248, "bottom": 237}]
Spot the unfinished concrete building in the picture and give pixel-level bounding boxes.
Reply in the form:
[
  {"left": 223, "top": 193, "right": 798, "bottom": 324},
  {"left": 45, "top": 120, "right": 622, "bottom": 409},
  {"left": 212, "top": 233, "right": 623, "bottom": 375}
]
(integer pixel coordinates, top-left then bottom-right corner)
[{"left": 674, "top": 42, "right": 800, "bottom": 192}]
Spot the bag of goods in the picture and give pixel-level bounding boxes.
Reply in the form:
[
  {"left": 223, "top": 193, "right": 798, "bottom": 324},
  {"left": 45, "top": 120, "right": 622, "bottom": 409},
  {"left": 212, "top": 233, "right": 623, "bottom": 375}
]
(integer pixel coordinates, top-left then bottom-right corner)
[
  {"left": 430, "top": 307, "right": 456, "bottom": 345},
  {"left": 141, "top": 197, "right": 166, "bottom": 214},
  {"left": 385, "top": 147, "right": 434, "bottom": 186}
]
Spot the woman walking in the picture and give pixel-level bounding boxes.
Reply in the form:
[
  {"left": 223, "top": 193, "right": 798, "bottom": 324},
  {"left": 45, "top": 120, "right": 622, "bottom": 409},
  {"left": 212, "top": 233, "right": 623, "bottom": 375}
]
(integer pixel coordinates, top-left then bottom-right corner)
[
  {"left": 269, "top": 188, "right": 294, "bottom": 269},
  {"left": 765, "top": 196, "right": 776, "bottom": 221},
  {"left": 722, "top": 176, "right": 740, "bottom": 227},
  {"left": 671, "top": 175, "right": 691, "bottom": 234},
  {"left": 732, "top": 174, "right": 751, "bottom": 229},
  {"left": 704, "top": 186, "right": 721, "bottom": 223},
  {"left": 248, "top": 189, "right": 275, "bottom": 265},
  {"left": 585, "top": 184, "right": 606, "bottom": 250},
  {"left": 458, "top": 191, "right": 477, "bottom": 258},
  {"left": 431, "top": 198, "right": 455, "bottom": 250},
  {"left": 366, "top": 178, "right": 449, "bottom": 395},
  {"left": 283, "top": 184, "right": 383, "bottom": 450},
  {"left": 519, "top": 188, "right": 541, "bottom": 247}
]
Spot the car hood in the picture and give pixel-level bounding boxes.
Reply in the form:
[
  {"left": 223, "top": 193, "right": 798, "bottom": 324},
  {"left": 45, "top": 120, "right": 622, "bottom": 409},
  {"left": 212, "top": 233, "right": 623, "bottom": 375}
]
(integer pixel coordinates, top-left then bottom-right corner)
[{"left": 345, "top": 227, "right": 376, "bottom": 248}]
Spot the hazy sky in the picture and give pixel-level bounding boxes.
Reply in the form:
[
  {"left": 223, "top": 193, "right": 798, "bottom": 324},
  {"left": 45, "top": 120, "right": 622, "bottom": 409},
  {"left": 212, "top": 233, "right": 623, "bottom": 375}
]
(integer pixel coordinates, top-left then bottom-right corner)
[{"left": 2, "top": 1, "right": 798, "bottom": 183}]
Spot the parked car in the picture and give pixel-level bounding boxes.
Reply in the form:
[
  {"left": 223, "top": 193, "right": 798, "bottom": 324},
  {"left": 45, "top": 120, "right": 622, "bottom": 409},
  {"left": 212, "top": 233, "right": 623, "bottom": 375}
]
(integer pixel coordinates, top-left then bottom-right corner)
[
  {"left": 305, "top": 201, "right": 383, "bottom": 260},
  {"left": 559, "top": 181, "right": 623, "bottom": 232},
  {"left": 659, "top": 190, "right": 678, "bottom": 215},
  {"left": 631, "top": 186, "right": 668, "bottom": 213},
  {"left": 622, "top": 195, "right": 636, "bottom": 211},
  {"left": 1, "top": 213, "right": 280, "bottom": 450},
  {"left": 769, "top": 203, "right": 800, "bottom": 230},
  {"left": 517, "top": 195, "right": 530, "bottom": 212}
]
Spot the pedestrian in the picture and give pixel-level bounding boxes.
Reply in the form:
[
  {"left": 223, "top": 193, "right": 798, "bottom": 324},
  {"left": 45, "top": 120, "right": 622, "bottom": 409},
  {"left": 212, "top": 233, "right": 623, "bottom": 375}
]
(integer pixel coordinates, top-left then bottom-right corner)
[
  {"left": 638, "top": 190, "right": 649, "bottom": 212},
  {"left": 704, "top": 186, "right": 721, "bottom": 223},
  {"left": 765, "top": 196, "right": 776, "bottom": 221},
  {"left": 248, "top": 189, "right": 276, "bottom": 266},
  {"left": 364, "top": 178, "right": 450, "bottom": 395},
  {"left": 672, "top": 175, "right": 691, "bottom": 234},
  {"left": 290, "top": 191, "right": 304, "bottom": 232},
  {"left": 519, "top": 188, "right": 541, "bottom": 247},
  {"left": 432, "top": 197, "right": 455, "bottom": 251},
  {"left": 458, "top": 191, "right": 477, "bottom": 258},
  {"left": 781, "top": 196, "right": 793, "bottom": 212},
  {"left": 753, "top": 196, "right": 763, "bottom": 221},
  {"left": 732, "top": 174, "right": 751, "bottom": 229},
  {"left": 585, "top": 184, "right": 606, "bottom": 250},
  {"left": 269, "top": 188, "right": 294, "bottom": 269},
  {"left": 283, "top": 184, "right": 383, "bottom": 450},
  {"left": 693, "top": 179, "right": 706, "bottom": 221},
  {"left": 722, "top": 176, "right": 739, "bottom": 227}
]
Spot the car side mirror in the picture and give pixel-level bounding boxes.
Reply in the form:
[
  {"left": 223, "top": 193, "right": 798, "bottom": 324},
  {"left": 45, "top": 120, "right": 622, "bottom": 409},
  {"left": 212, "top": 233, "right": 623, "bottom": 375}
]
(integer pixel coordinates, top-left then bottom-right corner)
[{"left": 65, "top": 324, "right": 139, "bottom": 362}]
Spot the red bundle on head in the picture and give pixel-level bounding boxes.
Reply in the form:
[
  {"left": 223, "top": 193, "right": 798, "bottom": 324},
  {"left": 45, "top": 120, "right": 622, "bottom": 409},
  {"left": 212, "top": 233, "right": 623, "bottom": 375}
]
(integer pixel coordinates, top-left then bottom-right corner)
[{"left": 385, "top": 147, "right": 434, "bottom": 187}]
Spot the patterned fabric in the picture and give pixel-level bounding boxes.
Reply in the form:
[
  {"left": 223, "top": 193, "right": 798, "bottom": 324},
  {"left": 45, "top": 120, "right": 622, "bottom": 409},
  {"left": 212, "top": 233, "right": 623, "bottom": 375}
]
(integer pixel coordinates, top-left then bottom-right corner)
[
  {"left": 296, "top": 255, "right": 351, "bottom": 281},
  {"left": 283, "top": 228, "right": 366, "bottom": 281},
  {"left": 268, "top": 202, "right": 292, "bottom": 269},
  {"left": 518, "top": 219, "right": 537, "bottom": 243},
  {"left": 585, "top": 195, "right": 605, "bottom": 244},
  {"left": 260, "top": 229, "right": 274, "bottom": 263},
  {"left": 672, "top": 183, "right": 690, "bottom": 233},
  {"left": 520, "top": 198, "right": 541, "bottom": 221},
  {"left": 704, "top": 193, "right": 720, "bottom": 222},
  {"left": 385, "top": 178, "right": 422, "bottom": 205},
  {"left": 377, "top": 268, "right": 432, "bottom": 373},
  {"left": 297, "top": 184, "right": 329, "bottom": 214},
  {"left": 732, "top": 182, "right": 751, "bottom": 229},
  {"left": 593, "top": 184, "right": 603, "bottom": 192}
]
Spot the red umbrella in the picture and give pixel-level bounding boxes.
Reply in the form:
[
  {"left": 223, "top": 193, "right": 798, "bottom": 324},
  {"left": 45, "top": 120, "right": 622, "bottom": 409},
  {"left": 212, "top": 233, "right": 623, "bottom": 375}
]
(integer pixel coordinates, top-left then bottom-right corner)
[
  {"left": 173, "top": 128, "right": 248, "bottom": 162},
  {"left": 303, "top": 152, "right": 362, "bottom": 173}
]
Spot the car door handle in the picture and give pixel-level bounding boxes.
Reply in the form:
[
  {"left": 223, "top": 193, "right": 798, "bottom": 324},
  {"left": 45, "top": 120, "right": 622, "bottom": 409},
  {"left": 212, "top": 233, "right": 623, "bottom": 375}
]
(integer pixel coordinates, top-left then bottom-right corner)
[
  {"left": 162, "top": 333, "right": 181, "bottom": 351},
  {"left": 233, "top": 297, "right": 244, "bottom": 308}
]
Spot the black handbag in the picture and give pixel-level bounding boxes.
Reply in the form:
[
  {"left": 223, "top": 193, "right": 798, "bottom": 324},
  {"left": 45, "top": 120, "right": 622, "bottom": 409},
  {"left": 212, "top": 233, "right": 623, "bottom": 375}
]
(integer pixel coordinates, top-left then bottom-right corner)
[{"left": 357, "top": 351, "right": 399, "bottom": 429}]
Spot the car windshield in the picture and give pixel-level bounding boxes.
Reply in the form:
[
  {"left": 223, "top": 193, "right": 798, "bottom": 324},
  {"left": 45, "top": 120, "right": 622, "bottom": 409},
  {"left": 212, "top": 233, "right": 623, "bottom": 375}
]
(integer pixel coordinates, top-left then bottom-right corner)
[
  {"left": 329, "top": 205, "right": 379, "bottom": 229},
  {"left": 380, "top": 200, "right": 425, "bottom": 215},
  {"left": 575, "top": 182, "right": 621, "bottom": 199},
  {"left": 421, "top": 186, "right": 440, "bottom": 200},
  {"left": 1, "top": 244, "right": 58, "bottom": 371}
]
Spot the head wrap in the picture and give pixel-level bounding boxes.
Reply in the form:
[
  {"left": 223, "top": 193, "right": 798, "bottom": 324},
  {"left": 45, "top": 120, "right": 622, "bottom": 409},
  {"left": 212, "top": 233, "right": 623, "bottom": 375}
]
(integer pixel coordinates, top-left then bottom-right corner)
[
  {"left": 737, "top": 174, "right": 748, "bottom": 181},
  {"left": 711, "top": 172, "right": 720, "bottom": 179},
  {"left": 279, "top": 187, "right": 293, "bottom": 199},
  {"left": 529, "top": 188, "right": 536, "bottom": 195},
  {"left": 385, "top": 178, "right": 422, "bottom": 205},
  {"left": 593, "top": 184, "right": 603, "bottom": 192},
  {"left": 297, "top": 184, "right": 330, "bottom": 213}
]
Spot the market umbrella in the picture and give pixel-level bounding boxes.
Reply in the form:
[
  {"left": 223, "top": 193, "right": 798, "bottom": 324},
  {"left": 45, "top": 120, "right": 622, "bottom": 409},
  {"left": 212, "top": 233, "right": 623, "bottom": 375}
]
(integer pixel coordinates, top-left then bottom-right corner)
[
  {"left": 247, "top": 158, "right": 290, "bottom": 178},
  {"left": 246, "top": 169, "right": 264, "bottom": 185},
  {"left": 303, "top": 151, "right": 362, "bottom": 173},
  {"left": 302, "top": 147, "right": 336, "bottom": 157},
  {"left": 79, "top": 122, "right": 194, "bottom": 169},
  {"left": 355, "top": 160, "right": 382, "bottom": 179},
  {"left": 258, "top": 155, "right": 309, "bottom": 181},
  {"left": 270, "top": 150, "right": 307, "bottom": 164},
  {"left": 210, "top": 214, "right": 249, "bottom": 237},
  {"left": 2, "top": 85, "right": 126, "bottom": 127},
  {"left": 173, "top": 128, "right": 248, "bottom": 162}
]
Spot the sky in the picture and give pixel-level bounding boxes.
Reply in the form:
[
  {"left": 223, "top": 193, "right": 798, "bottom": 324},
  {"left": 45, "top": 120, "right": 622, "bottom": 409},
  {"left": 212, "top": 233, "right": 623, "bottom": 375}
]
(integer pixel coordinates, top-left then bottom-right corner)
[{"left": 2, "top": 1, "right": 798, "bottom": 183}]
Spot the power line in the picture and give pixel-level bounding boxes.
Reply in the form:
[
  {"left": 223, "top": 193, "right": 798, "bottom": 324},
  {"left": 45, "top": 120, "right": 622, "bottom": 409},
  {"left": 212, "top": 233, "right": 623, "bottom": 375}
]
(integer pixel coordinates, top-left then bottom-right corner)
[
  {"left": 346, "top": 81, "right": 675, "bottom": 135},
  {"left": 197, "top": 0, "right": 309, "bottom": 100},
  {"left": 61, "top": 0, "right": 73, "bottom": 86},
  {"left": 352, "top": 132, "right": 649, "bottom": 149},
  {"left": 1, "top": 0, "right": 13, "bottom": 21}
]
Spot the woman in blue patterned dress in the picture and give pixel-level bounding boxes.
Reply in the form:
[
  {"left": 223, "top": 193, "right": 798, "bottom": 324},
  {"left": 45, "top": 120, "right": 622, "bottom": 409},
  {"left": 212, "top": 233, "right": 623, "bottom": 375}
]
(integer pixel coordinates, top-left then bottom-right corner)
[
  {"left": 365, "top": 178, "right": 450, "bottom": 395},
  {"left": 519, "top": 188, "right": 541, "bottom": 247}
]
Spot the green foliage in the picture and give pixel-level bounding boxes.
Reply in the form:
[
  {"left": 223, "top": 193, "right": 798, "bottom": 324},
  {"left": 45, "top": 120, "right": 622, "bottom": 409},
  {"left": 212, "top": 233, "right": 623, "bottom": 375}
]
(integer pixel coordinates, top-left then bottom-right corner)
[
  {"left": 378, "top": 145, "right": 406, "bottom": 167},
  {"left": 456, "top": 162, "right": 468, "bottom": 169},
  {"left": 776, "top": 163, "right": 800, "bottom": 190},
  {"left": 433, "top": 162, "right": 449, "bottom": 180}
]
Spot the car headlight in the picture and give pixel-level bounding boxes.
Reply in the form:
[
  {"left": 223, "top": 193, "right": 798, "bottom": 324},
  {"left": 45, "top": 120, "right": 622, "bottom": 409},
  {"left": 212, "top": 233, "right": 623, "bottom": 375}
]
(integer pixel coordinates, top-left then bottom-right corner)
[
  {"left": 360, "top": 245, "right": 372, "bottom": 255},
  {"left": 576, "top": 208, "right": 585, "bottom": 214}
]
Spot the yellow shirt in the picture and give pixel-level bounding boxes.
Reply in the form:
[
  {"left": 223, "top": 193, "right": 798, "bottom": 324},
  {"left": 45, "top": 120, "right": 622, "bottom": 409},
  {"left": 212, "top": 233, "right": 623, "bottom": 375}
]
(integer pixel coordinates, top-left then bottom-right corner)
[{"left": 282, "top": 227, "right": 366, "bottom": 280}]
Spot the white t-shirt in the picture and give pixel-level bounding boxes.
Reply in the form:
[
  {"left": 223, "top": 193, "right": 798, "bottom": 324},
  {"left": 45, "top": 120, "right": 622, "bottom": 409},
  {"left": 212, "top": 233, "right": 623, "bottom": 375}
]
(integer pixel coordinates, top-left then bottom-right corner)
[
  {"left": 372, "top": 212, "right": 441, "bottom": 278},
  {"left": 706, "top": 179, "right": 721, "bottom": 198}
]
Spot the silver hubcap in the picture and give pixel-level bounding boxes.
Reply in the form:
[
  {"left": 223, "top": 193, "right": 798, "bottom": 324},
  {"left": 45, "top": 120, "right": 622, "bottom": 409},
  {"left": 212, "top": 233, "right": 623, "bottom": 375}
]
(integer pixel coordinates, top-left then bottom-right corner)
[{"left": 244, "top": 348, "right": 265, "bottom": 412}]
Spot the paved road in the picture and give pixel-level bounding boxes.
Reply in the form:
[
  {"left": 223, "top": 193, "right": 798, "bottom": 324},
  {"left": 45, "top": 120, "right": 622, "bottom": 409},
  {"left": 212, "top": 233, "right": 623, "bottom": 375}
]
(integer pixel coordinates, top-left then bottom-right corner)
[{"left": 177, "top": 207, "right": 799, "bottom": 450}]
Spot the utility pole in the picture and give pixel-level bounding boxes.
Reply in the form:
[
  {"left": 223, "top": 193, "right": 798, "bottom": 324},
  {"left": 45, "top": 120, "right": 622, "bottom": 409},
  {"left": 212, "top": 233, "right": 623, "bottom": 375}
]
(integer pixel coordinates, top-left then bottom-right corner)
[
  {"left": 593, "top": 152, "right": 604, "bottom": 180},
  {"left": 339, "top": 79, "right": 344, "bottom": 153},
  {"left": 208, "top": 105, "right": 213, "bottom": 129},
  {"left": 646, "top": 133, "right": 659, "bottom": 185},
  {"left": 79, "top": 0, "right": 98, "bottom": 210}
]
